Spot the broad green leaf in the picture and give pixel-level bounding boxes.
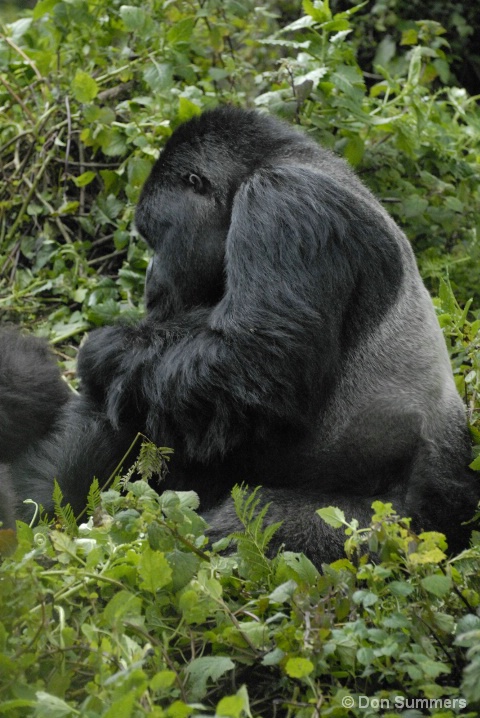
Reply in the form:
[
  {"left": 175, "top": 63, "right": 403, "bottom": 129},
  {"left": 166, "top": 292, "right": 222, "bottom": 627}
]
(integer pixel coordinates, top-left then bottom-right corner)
[
  {"left": 138, "top": 547, "right": 172, "bottom": 593},
  {"left": 420, "top": 574, "right": 452, "bottom": 598},
  {"left": 120, "top": 5, "right": 147, "bottom": 32},
  {"left": 282, "top": 552, "right": 319, "bottom": 583},
  {"left": 470, "top": 455, "right": 480, "bottom": 471},
  {"left": 72, "top": 70, "right": 98, "bottom": 103},
  {"left": 103, "top": 590, "right": 142, "bottom": 626},
  {"left": 33, "top": 0, "right": 60, "bottom": 18},
  {"left": 388, "top": 581, "right": 414, "bottom": 597},
  {"left": 33, "top": 692, "right": 74, "bottom": 718},
  {"left": 216, "top": 686, "right": 251, "bottom": 718},
  {"left": 103, "top": 693, "right": 136, "bottom": 718},
  {"left": 143, "top": 62, "right": 173, "bottom": 91},
  {"left": 73, "top": 171, "right": 96, "bottom": 187},
  {"left": 302, "top": 0, "right": 331, "bottom": 23},
  {"left": 178, "top": 97, "right": 202, "bottom": 122},
  {"left": 185, "top": 656, "right": 235, "bottom": 701},
  {"left": 167, "top": 18, "right": 195, "bottom": 46},
  {"left": 352, "top": 590, "right": 378, "bottom": 607},
  {"left": 150, "top": 671, "right": 176, "bottom": 691},
  {"left": 285, "top": 657, "right": 314, "bottom": 678},
  {"left": 317, "top": 506, "right": 345, "bottom": 528}
]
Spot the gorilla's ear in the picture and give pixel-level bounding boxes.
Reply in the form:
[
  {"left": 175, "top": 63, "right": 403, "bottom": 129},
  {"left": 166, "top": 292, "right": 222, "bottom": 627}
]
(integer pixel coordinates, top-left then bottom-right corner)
[{"left": 210, "top": 165, "right": 357, "bottom": 334}]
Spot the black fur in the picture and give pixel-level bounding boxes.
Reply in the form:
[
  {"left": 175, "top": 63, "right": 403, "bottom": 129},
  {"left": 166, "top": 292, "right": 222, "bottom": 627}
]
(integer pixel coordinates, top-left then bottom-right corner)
[
  {"left": 0, "top": 330, "right": 70, "bottom": 528},
  {"left": 0, "top": 107, "right": 478, "bottom": 562}
]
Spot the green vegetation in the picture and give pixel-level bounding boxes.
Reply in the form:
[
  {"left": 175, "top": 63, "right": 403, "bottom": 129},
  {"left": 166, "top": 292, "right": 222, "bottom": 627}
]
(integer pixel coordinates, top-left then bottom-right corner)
[
  {"left": 1, "top": 447, "right": 480, "bottom": 717},
  {"left": 1, "top": 0, "right": 480, "bottom": 715}
]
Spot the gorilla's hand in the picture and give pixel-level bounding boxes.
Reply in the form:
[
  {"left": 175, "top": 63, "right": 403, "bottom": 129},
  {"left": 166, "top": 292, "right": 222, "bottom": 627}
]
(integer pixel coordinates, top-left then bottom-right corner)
[
  {"left": 77, "top": 311, "right": 209, "bottom": 427},
  {"left": 77, "top": 325, "right": 132, "bottom": 403}
]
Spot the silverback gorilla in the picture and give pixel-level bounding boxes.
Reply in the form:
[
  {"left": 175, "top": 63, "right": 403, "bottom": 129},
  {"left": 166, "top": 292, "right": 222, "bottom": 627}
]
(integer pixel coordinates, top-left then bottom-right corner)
[{"left": 0, "top": 107, "right": 478, "bottom": 562}]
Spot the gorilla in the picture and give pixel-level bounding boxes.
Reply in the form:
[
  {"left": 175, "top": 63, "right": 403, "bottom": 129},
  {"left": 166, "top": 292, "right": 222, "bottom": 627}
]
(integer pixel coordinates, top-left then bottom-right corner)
[
  {"left": 0, "top": 330, "right": 70, "bottom": 528},
  {"left": 0, "top": 107, "right": 478, "bottom": 563}
]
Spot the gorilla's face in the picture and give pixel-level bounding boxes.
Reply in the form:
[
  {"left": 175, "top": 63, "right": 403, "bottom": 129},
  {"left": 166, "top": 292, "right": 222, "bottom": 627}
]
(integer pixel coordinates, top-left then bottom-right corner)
[{"left": 135, "top": 135, "right": 238, "bottom": 320}]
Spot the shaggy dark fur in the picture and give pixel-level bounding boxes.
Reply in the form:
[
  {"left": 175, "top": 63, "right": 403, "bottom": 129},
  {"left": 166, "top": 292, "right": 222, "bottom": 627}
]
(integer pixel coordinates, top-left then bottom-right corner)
[
  {"left": 0, "top": 107, "right": 478, "bottom": 563},
  {"left": 0, "top": 330, "right": 70, "bottom": 528}
]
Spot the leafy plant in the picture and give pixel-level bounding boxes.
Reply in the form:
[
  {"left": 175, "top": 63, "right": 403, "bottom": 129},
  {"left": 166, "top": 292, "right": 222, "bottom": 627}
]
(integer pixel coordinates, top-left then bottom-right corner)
[{"left": 1, "top": 464, "right": 480, "bottom": 716}]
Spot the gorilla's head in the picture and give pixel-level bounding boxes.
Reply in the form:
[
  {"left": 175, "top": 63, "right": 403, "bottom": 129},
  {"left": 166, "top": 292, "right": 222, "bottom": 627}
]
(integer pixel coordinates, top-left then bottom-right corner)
[{"left": 135, "top": 107, "right": 308, "bottom": 319}]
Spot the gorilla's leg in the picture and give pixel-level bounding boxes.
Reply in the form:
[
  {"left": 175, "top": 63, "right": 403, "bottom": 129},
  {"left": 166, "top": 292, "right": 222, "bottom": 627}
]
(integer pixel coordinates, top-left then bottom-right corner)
[
  {"left": 204, "top": 478, "right": 479, "bottom": 566},
  {"left": 6, "top": 395, "right": 137, "bottom": 524}
]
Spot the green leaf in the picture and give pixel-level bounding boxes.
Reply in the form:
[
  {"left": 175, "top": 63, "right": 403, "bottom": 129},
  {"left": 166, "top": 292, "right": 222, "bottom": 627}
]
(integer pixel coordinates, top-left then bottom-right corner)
[
  {"left": 177, "top": 97, "right": 202, "bottom": 122},
  {"left": 388, "top": 580, "right": 414, "bottom": 597},
  {"left": 352, "top": 590, "right": 378, "bottom": 607},
  {"left": 357, "top": 647, "right": 375, "bottom": 665},
  {"left": 282, "top": 552, "right": 319, "bottom": 583},
  {"left": 143, "top": 62, "right": 173, "bottom": 91},
  {"left": 403, "top": 196, "right": 429, "bottom": 218},
  {"left": 120, "top": 5, "right": 147, "bottom": 32},
  {"left": 128, "top": 157, "right": 154, "bottom": 188},
  {"left": 150, "top": 671, "right": 176, "bottom": 691},
  {"left": 33, "top": 0, "right": 60, "bottom": 19},
  {"left": 185, "top": 656, "right": 235, "bottom": 701},
  {"left": 72, "top": 70, "right": 98, "bottom": 103},
  {"left": 167, "top": 19, "right": 195, "bottom": 46},
  {"left": 103, "top": 591, "right": 143, "bottom": 626},
  {"left": 72, "top": 171, "right": 96, "bottom": 187},
  {"left": 470, "top": 455, "right": 480, "bottom": 471},
  {"left": 33, "top": 692, "right": 75, "bottom": 718},
  {"left": 343, "top": 135, "right": 364, "bottom": 166},
  {"left": 216, "top": 686, "right": 251, "bottom": 718},
  {"left": 166, "top": 702, "right": 193, "bottom": 718},
  {"left": 285, "top": 657, "right": 314, "bottom": 678},
  {"left": 302, "top": 0, "right": 331, "bottom": 23},
  {"left": 317, "top": 506, "right": 345, "bottom": 528},
  {"left": 269, "top": 579, "right": 297, "bottom": 604},
  {"left": 138, "top": 547, "right": 172, "bottom": 593},
  {"left": 420, "top": 574, "right": 452, "bottom": 598},
  {"left": 103, "top": 693, "right": 136, "bottom": 718}
]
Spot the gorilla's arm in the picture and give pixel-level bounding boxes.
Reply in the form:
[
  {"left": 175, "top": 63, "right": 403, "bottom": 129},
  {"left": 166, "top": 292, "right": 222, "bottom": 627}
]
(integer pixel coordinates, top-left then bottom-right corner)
[
  {"left": 5, "top": 394, "right": 136, "bottom": 523},
  {"left": 89, "top": 167, "right": 400, "bottom": 463}
]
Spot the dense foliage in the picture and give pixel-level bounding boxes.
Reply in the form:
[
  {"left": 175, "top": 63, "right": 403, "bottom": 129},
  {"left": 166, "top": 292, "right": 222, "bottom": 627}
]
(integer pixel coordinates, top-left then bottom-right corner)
[
  {"left": 1, "top": 0, "right": 479, "bottom": 338},
  {"left": 1, "top": 0, "right": 480, "bottom": 715},
  {"left": 1, "top": 444, "right": 480, "bottom": 717}
]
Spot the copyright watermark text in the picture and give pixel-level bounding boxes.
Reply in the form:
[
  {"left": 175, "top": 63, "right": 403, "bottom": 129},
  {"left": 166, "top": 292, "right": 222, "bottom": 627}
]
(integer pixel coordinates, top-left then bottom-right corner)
[{"left": 341, "top": 695, "right": 467, "bottom": 711}]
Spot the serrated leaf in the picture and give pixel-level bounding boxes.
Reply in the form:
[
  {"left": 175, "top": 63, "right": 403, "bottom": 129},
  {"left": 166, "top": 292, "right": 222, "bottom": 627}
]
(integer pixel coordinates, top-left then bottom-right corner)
[
  {"left": 138, "top": 547, "right": 172, "bottom": 593},
  {"left": 282, "top": 552, "right": 319, "bottom": 583}
]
